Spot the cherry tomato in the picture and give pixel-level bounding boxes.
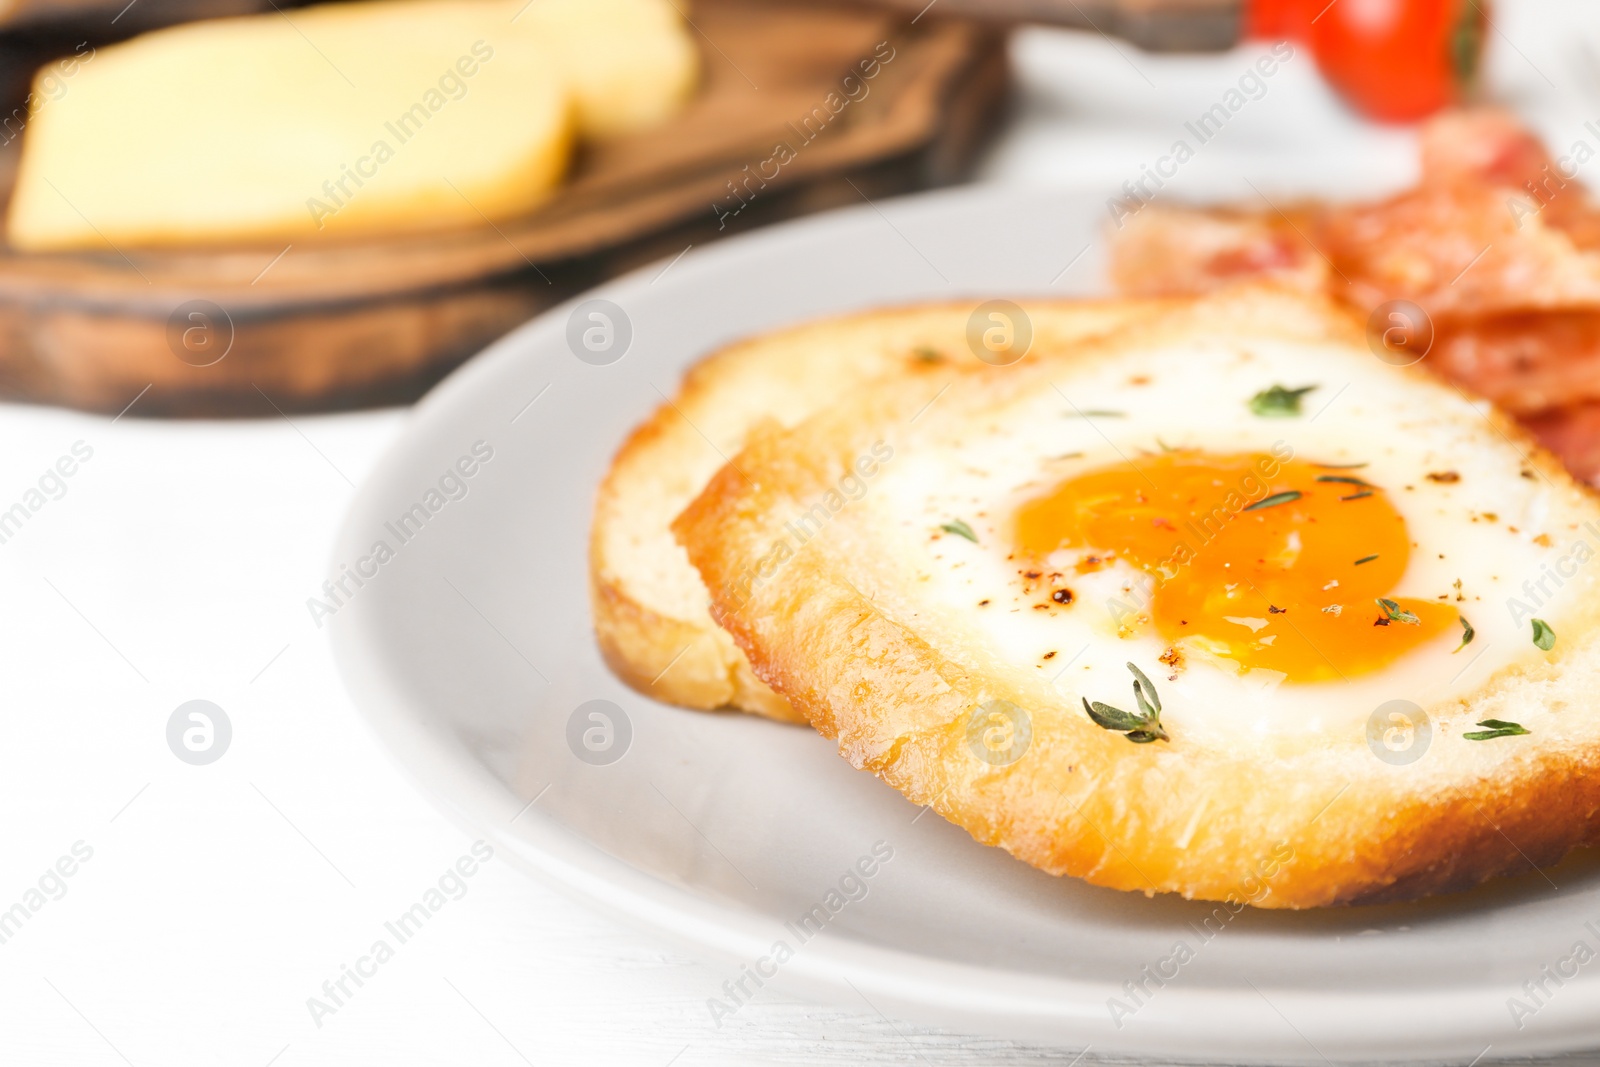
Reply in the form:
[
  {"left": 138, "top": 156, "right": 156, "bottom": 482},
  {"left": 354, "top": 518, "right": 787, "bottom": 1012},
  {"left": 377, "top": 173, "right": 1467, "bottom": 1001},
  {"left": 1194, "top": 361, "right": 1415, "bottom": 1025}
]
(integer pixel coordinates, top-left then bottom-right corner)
[
  {"left": 1305, "top": 0, "right": 1487, "bottom": 122},
  {"left": 1245, "top": 0, "right": 1313, "bottom": 43}
]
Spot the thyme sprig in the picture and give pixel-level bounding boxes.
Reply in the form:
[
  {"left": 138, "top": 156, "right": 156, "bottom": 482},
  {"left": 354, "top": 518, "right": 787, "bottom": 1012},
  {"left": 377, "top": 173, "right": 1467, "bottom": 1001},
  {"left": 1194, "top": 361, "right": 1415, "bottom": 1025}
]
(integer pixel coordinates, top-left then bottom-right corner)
[
  {"left": 1464, "top": 719, "right": 1529, "bottom": 741},
  {"left": 940, "top": 519, "right": 978, "bottom": 543},
  {"left": 1249, "top": 384, "right": 1318, "bottom": 417},
  {"left": 1082, "top": 662, "right": 1170, "bottom": 744}
]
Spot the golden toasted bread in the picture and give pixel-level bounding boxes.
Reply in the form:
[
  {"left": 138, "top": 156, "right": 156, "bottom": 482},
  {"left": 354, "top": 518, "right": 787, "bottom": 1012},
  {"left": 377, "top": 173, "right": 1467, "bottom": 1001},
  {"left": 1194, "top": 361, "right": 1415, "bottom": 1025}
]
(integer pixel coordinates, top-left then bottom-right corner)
[
  {"left": 590, "top": 299, "right": 1160, "bottom": 720},
  {"left": 673, "top": 286, "right": 1600, "bottom": 906}
]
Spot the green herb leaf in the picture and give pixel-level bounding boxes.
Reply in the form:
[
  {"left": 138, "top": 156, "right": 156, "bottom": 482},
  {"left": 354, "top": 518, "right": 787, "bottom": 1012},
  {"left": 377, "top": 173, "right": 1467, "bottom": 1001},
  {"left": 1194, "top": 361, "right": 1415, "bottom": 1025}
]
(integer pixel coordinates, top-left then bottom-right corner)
[
  {"left": 1340, "top": 491, "right": 1374, "bottom": 501},
  {"left": 1454, "top": 614, "right": 1474, "bottom": 653},
  {"left": 1315, "top": 475, "right": 1373, "bottom": 487},
  {"left": 1532, "top": 618, "right": 1556, "bottom": 650},
  {"left": 940, "top": 519, "right": 978, "bottom": 543},
  {"left": 1082, "top": 698, "right": 1146, "bottom": 733},
  {"left": 1249, "top": 384, "right": 1318, "bottom": 417},
  {"left": 1354, "top": 554, "right": 1379, "bottom": 565},
  {"left": 1377, "top": 598, "right": 1420, "bottom": 625},
  {"left": 1126, "top": 661, "right": 1162, "bottom": 715},
  {"left": 1312, "top": 461, "right": 1369, "bottom": 469},
  {"left": 1082, "top": 664, "right": 1170, "bottom": 744},
  {"left": 912, "top": 345, "right": 945, "bottom": 363},
  {"left": 1244, "top": 490, "right": 1302, "bottom": 512},
  {"left": 1464, "top": 719, "right": 1530, "bottom": 741}
]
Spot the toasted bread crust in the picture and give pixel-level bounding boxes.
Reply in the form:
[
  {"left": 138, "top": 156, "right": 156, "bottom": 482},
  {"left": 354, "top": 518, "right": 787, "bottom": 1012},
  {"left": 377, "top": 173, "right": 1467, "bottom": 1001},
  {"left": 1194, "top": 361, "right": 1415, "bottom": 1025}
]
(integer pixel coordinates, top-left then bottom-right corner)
[
  {"left": 590, "top": 298, "right": 1162, "bottom": 720},
  {"left": 673, "top": 287, "right": 1600, "bottom": 908}
]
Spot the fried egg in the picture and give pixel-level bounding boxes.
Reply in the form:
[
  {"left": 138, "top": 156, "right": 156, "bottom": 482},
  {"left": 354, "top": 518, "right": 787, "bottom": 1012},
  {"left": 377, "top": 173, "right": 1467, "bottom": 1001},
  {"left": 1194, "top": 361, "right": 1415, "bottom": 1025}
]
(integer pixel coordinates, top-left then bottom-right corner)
[{"left": 881, "top": 321, "right": 1575, "bottom": 748}]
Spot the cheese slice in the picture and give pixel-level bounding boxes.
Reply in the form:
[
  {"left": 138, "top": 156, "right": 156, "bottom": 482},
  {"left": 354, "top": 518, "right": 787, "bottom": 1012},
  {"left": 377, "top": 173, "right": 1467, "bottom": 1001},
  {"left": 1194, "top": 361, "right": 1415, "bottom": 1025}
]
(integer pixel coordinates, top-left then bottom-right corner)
[
  {"left": 514, "top": 0, "right": 699, "bottom": 138},
  {"left": 7, "top": 0, "right": 574, "bottom": 249}
]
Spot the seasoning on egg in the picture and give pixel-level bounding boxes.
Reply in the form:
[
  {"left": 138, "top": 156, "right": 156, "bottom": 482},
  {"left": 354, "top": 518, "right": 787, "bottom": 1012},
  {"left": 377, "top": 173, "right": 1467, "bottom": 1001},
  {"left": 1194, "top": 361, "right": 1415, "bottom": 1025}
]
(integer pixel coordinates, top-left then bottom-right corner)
[
  {"left": 1243, "top": 490, "right": 1301, "bottom": 511},
  {"left": 940, "top": 519, "right": 978, "bottom": 543},
  {"left": 1248, "top": 383, "right": 1317, "bottom": 417}
]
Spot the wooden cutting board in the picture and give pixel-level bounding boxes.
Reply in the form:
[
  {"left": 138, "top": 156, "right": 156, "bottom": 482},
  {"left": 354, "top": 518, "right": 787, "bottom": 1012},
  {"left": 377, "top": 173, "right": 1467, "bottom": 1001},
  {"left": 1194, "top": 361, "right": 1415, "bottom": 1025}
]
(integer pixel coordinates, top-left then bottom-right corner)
[{"left": 0, "top": 0, "right": 1007, "bottom": 416}]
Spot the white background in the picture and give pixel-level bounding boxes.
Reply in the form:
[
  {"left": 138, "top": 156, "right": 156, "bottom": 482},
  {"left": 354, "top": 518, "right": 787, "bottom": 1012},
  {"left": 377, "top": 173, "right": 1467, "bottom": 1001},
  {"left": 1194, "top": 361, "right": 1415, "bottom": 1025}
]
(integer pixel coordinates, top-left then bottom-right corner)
[{"left": 3, "top": 4, "right": 1598, "bottom": 1064}]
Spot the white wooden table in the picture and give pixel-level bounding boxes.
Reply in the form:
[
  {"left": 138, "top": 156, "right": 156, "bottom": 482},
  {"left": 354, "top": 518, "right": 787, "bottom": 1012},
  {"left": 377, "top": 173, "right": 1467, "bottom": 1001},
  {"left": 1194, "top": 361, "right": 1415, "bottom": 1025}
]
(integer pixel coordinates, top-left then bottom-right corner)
[{"left": 3, "top": 6, "right": 1596, "bottom": 1063}]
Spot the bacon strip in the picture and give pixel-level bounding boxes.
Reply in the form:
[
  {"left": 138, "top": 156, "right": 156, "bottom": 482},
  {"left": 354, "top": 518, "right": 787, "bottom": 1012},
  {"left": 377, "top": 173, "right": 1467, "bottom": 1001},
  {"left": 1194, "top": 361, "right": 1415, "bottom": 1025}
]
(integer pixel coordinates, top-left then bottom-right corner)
[
  {"left": 1432, "top": 311, "right": 1600, "bottom": 416},
  {"left": 1107, "top": 109, "right": 1600, "bottom": 484},
  {"left": 1525, "top": 404, "right": 1600, "bottom": 487}
]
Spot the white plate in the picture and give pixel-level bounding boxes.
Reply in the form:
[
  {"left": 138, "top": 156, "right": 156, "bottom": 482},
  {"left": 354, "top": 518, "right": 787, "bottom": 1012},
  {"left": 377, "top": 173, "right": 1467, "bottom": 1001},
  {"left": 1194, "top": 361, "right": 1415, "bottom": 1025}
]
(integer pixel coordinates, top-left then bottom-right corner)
[{"left": 329, "top": 183, "right": 1600, "bottom": 1064}]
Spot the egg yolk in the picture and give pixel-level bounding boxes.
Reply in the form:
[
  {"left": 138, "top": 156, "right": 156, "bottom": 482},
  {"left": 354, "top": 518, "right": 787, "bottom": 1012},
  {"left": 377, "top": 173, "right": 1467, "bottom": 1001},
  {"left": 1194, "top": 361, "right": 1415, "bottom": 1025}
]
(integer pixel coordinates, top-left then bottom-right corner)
[{"left": 1013, "top": 451, "right": 1457, "bottom": 683}]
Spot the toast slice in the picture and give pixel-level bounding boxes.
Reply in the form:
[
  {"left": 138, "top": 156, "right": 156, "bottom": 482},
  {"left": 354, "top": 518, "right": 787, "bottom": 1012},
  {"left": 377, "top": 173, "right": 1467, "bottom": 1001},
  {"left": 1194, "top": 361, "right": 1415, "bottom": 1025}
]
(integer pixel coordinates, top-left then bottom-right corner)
[
  {"left": 672, "top": 285, "right": 1600, "bottom": 905},
  {"left": 590, "top": 299, "right": 1160, "bottom": 720}
]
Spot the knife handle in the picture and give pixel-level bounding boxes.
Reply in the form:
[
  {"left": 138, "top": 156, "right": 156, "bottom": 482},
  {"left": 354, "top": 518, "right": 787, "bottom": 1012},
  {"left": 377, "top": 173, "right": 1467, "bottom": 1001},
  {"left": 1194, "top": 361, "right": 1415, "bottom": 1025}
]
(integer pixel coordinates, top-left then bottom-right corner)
[{"left": 849, "top": 0, "right": 1242, "bottom": 52}]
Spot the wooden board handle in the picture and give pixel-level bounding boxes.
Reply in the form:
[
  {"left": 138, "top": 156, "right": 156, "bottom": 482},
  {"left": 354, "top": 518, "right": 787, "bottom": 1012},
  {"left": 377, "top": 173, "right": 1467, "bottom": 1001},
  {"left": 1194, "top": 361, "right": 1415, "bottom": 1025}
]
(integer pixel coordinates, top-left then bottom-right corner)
[{"left": 0, "top": 0, "right": 274, "bottom": 34}]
